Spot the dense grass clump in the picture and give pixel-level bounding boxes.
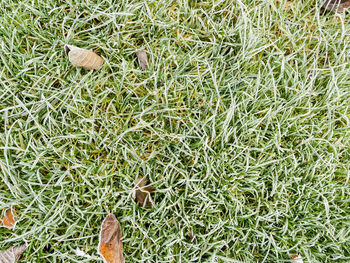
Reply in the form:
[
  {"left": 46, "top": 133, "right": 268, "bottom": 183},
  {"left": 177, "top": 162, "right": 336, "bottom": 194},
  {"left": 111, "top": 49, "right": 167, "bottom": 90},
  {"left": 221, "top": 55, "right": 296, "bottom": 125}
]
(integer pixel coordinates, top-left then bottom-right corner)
[{"left": 0, "top": 0, "right": 349, "bottom": 262}]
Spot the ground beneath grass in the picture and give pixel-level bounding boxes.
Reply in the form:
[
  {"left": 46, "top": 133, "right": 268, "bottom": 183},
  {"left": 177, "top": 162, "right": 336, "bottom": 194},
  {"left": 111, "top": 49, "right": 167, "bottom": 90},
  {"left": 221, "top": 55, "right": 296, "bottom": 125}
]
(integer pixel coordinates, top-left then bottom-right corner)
[{"left": 0, "top": 0, "right": 350, "bottom": 262}]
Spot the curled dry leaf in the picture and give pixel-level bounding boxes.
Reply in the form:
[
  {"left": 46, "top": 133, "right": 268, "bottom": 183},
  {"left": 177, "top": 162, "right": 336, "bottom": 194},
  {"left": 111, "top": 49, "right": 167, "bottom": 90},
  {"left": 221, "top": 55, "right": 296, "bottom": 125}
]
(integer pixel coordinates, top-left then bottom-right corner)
[
  {"left": 0, "top": 244, "right": 26, "bottom": 263},
  {"left": 135, "top": 50, "right": 148, "bottom": 70},
  {"left": 134, "top": 177, "right": 155, "bottom": 208},
  {"left": 2, "top": 209, "right": 17, "bottom": 228},
  {"left": 322, "top": 0, "right": 350, "bottom": 12},
  {"left": 291, "top": 254, "right": 303, "bottom": 263},
  {"left": 65, "top": 44, "right": 104, "bottom": 70},
  {"left": 98, "top": 214, "right": 124, "bottom": 263}
]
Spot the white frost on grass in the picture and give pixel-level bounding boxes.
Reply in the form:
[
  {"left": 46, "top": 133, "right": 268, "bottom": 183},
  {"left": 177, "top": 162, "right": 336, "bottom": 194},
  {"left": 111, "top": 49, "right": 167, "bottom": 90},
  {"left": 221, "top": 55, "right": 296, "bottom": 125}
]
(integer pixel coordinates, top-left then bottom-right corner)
[{"left": 74, "top": 248, "right": 92, "bottom": 259}]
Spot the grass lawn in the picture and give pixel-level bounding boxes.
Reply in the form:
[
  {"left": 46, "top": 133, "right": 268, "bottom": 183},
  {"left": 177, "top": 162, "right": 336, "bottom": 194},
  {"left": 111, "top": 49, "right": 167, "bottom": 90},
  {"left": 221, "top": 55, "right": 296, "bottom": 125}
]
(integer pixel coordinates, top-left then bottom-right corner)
[{"left": 1, "top": 0, "right": 350, "bottom": 262}]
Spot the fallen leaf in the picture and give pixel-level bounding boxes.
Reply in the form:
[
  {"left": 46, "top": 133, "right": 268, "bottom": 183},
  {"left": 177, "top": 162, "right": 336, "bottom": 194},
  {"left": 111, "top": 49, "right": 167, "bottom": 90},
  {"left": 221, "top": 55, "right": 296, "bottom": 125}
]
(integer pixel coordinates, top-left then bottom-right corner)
[
  {"left": 322, "top": 0, "right": 350, "bottom": 12},
  {"left": 291, "top": 254, "right": 303, "bottom": 263},
  {"left": 2, "top": 209, "right": 17, "bottom": 228},
  {"left": 135, "top": 50, "right": 148, "bottom": 70},
  {"left": 0, "top": 244, "right": 26, "bottom": 263},
  {"left": 98, "top": 214, "right": 124, "bottom": 263},
  {"left": 134, "top": 177, "right": 155, "bottom": 208},
  {"left": 64, "top": 44, "right": 104, "bottom": 70}
]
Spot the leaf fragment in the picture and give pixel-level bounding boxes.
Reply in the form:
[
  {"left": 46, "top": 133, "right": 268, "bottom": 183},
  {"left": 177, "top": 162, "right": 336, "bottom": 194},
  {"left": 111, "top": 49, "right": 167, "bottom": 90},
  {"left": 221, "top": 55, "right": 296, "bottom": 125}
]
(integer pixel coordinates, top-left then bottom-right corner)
[
  {"left": 98, "top": 214, "right": 124, "bottom": 263},
  {"left": 2, "top": 209, "right": 17, "bottom": 228},
  {"left": 322, "top": 0, "right": 350, "bottom": 12},
  {"left": 135, "top": 50, "right": 149, "bottom": 70},
  {"left": 134, "top": 177, "right": 155, "bottom": 208},
  {"left": 0, "top": 244, "right": 26, "bottom": 263}
]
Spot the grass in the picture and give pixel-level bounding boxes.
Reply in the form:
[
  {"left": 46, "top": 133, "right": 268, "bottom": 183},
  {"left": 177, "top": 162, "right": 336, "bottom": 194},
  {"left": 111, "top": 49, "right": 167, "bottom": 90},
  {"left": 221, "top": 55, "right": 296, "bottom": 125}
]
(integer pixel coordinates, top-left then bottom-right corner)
[{"left": 0, "top": 0, "right": 350, "bottom": 262}]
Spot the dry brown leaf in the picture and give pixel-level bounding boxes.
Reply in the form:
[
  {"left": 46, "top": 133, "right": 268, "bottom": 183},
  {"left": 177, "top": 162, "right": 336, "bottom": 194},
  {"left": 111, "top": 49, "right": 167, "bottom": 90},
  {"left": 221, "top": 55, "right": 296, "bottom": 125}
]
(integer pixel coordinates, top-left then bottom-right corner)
[
  {"left": 322, "top": 0, "right": 350, "bottom": 12},
  {"left": 2, "top": 209, "right": 17, "bottom": 228},
  {"left": 291, "top": 254, "right": 303, "bottom": 263},
  {"left": 64, "top": 44, "right": 104, "bottom": 70},
  {"left": 0, "top": 244, "right": 26, "bottom": 263},
  {"left": 98, "top": 214, "right": 124, "bottom": 263},
  {"left": 134, "top": 177, "right": 155, "bottom": 208},
  {"left": 135, "top": 50, "right": 148, "bottom": 70}
]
